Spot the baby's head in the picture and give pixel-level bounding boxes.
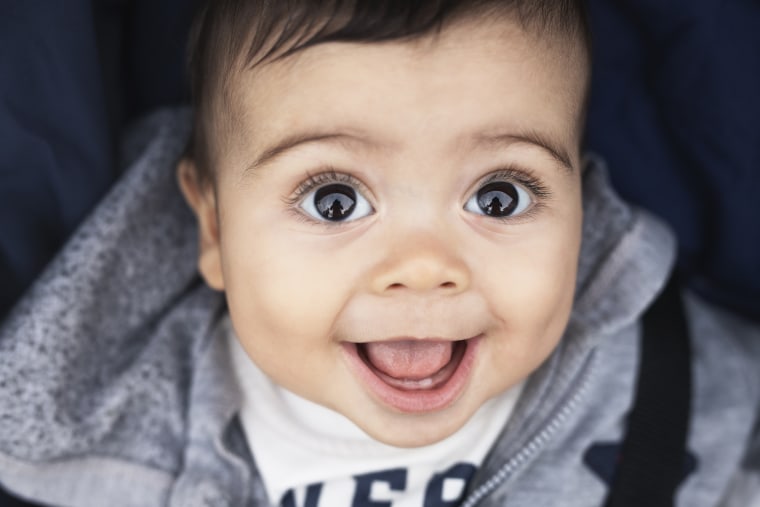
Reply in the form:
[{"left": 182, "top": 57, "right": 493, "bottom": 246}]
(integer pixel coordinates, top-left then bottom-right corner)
[{"left": 178, "top": 0, "right": 591, "bottom": 448}]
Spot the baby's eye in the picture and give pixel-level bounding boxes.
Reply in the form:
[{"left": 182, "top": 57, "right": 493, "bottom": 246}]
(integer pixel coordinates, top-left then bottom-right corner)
[
  {"left": 300, "top": 183, "right": 373, "bottom": 222},
  {"left": 464, "top": 180, "right": 532, "bottom": 218}
]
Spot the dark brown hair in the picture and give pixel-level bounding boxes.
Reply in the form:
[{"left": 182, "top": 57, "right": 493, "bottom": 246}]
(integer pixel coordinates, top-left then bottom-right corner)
[{"left": 186, "top": 0, "right": 591, "bottom": 183}]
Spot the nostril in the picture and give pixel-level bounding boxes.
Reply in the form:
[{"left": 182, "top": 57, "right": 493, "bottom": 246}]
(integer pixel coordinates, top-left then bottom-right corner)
[{"left": 385, "top": 281, "right": 458, "bottom": 291}]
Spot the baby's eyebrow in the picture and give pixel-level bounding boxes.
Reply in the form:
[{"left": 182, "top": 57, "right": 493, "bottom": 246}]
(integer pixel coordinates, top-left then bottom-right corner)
[
  {"left": 243, "top": 127, "right": 574, "bottom": 177},
  {"left": 244, "top": 130, "right": 385, "bottom": 176},
  {"left": 468, "top": 130, "right": 574, "bottom": 172}
]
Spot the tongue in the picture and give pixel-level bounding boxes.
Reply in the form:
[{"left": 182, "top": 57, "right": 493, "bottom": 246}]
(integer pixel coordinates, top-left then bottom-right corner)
[{"left": 364, "top": 341, "right": 453, "bottom": 380}]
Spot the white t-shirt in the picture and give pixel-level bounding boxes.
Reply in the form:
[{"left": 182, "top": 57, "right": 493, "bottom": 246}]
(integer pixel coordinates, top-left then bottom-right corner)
[{"left": 226, "top": 321, "right": 524, "bottom": 507}]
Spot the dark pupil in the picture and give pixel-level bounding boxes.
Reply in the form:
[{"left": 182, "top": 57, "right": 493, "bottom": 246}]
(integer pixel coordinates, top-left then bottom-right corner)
[
  {"left": 477, "top": 182, "right": 518, "bottom": 217},
  {"left": 315, "top": 184, "right": 357, "bottom": 221}
]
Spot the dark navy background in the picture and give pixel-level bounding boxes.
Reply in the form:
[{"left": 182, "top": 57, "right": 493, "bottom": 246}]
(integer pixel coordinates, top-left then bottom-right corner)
[
  {"left": 585, "top": 0, "right": 760, "bottom": 321},
  {"left": 1, "top": 0, "right": 758, "bottom": 504}
]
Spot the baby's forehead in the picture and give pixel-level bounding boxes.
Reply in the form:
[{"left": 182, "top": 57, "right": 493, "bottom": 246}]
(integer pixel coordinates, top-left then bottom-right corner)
[
  {"left": 229, "top": 14, "right": 586, "bottom": 111},
  {"left": 198, "top": 1, "right": 589, "bottom": 110},
  {"left": 218, "top": 20, "right": 585, "bottom": 180},
  {"left": 188, "top": 0, "right": 590, "bottom": 178},
  {"left": 240, "top": 8, "right": 582, "bottom": 77}
]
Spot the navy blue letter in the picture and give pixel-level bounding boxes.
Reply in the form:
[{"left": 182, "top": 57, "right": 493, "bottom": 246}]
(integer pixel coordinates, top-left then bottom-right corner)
[
  {"left": 280, "top": 483, "right": 323, "bottom": 507},
  {"left": 424, "top": 463, "right": 477, "bottom": 507},
  {"left": 352, "top": 469, "right": 407, "bottom": 507}
]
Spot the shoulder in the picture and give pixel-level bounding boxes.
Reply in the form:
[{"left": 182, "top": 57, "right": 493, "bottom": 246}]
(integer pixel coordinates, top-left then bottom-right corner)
[
  {"left": 686, "top": 290, "right": 760, "bottom": 400},
  {"left": 679, "top": 290, "right": 760, "bottom": 506}
]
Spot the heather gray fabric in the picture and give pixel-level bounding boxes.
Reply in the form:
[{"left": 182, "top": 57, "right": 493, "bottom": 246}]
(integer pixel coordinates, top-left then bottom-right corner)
[{"left": 0, "top": 109, "right": 758, "bottom": 507}]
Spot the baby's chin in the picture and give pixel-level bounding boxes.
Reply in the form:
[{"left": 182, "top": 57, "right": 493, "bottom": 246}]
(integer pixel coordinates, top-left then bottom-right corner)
[{"left": 344, "top": 401, "right": 483, "bottom": 449}]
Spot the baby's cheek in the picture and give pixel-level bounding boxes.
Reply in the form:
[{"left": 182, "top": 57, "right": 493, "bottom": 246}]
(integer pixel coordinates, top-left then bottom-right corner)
[
  {"left": 235, "top": 252, "right": 351, "bottom": 340},
  {"left": 477, "top": 231, "right": 577, "bottom": 370}
]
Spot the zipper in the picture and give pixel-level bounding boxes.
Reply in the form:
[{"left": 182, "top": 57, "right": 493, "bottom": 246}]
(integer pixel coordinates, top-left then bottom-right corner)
[{"left": 459, "top": 353, "right": 598, "bottom": 507}]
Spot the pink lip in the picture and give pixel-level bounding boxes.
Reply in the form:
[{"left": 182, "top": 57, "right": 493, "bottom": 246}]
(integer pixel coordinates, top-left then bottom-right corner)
[{"left": 342, "top": 336, "right": 481, "bottom": 414}]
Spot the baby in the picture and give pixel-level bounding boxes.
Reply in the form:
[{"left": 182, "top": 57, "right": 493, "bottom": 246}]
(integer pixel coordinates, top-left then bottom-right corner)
[
  {"left": 179, "top": 0, "right": 588, "bottom": 503},
  {"left": 179, "top": 0, "right": 587, "bottom": 448},
  {"left": 0, "top": 1, "right": 758, "bottom": 506}
]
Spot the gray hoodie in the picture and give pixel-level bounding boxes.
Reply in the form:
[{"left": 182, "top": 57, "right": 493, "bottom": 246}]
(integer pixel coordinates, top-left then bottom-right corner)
[{"left": 0, "top": 110, "right": 758, "bottom": 507}]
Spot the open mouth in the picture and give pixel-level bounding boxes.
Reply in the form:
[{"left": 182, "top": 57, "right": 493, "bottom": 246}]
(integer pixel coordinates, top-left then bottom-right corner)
[
  {"left": 342, "top": 336, "right": 480, "bottom": 413},
  {"left": 358, "top": 340, "right": 467, "bottom": 390}
]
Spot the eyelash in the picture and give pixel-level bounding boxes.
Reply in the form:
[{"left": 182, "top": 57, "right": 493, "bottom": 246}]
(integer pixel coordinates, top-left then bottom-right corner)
[
  {"left": 474, "top": 166, "right": 551, "bottom": 222},
  {"left": 283, "top": 165, "right": 552, "bottom": 224},
  {"left": 282, "top": 169, "right": 372, "bottom": 226},
  {"left": 284, "top": 169, "right": 369, "bottom": 205},
  {"left": 479, "top": 167, "right": 550, "bottom": 197}
]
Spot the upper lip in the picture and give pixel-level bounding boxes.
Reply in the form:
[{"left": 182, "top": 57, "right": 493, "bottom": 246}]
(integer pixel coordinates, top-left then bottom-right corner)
[
  {"left": 337, "top": 292, "right": 491, "bottom": 341},
  {"left": 347, "top": 334, "right": 479, "bottom": 344}
]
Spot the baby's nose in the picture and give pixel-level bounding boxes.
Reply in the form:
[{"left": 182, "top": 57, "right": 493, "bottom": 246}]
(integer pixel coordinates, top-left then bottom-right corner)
[{"left": 368, "top": 231, "right": 471, "bottom": 295}]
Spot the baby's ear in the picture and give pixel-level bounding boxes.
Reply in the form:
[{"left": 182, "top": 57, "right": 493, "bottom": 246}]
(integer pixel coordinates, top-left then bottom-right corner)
[{"left": 176, "top": 158, "right": 225, "bottom": 291}]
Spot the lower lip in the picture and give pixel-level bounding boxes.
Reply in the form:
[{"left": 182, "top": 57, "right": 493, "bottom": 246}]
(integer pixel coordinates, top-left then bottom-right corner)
[{"left": 342, "top": 336, "right": 481, "bottom": 414}]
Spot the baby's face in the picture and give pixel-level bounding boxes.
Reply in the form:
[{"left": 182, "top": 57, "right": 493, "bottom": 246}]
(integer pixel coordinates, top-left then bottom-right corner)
[{"left": 183, "top": 15, "right": 587, "bottom": 447}]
